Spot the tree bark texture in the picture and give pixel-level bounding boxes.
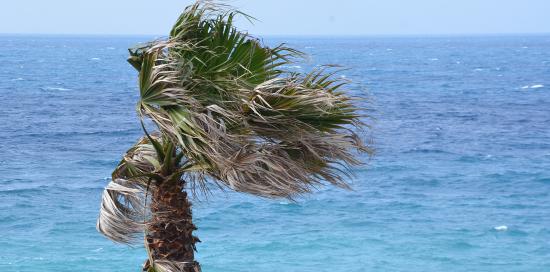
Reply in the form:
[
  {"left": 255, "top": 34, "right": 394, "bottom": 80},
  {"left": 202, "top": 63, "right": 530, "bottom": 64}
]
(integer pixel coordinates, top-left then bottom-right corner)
[{"left": 144, "top": 183, "right": 201, "bottom": 272}]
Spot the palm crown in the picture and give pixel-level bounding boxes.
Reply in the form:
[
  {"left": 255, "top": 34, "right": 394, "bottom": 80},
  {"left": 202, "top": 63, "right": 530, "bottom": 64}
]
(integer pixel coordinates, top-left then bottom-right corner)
[{"left": 98, "top": 1, "right": 371, "bottom": 271}]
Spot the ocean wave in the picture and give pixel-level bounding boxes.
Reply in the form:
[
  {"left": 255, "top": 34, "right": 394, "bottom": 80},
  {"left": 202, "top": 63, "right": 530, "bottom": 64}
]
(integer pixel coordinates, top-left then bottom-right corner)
[
  {"left": 534, "top": 177, "right": 550, "bottom": 184},
  {"left": 451, "top": 241, "right": 478, "bottom": 250},
  {"left": 40, "top": 86, "right": 71, "bottom": 91},
  {"left": 12, "top": 128, "right": 137, "bottom": 138},
  {"left": 0, "top": 185, "right": 49, "bottom": 194},
  {"left": 521, "top": 84, "right": 544, "bottom": 89},
  {"left": 403, "top": 148, "right": 453, "bottom": 154},
  {"left": 494, "top": 225, "right": 508, "bottom": 231},
  {"left": 457, "top": 154, "right": 489, "bottom": 163},
  {"left": 0, "top": 178, "right": 33, "bottom": 186}
]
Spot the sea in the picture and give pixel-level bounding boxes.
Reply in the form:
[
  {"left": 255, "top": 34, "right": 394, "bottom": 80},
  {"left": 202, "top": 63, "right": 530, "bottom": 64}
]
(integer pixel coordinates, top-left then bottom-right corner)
[{"left": 0, "top": 34, "right": 549, "bottom": 272}]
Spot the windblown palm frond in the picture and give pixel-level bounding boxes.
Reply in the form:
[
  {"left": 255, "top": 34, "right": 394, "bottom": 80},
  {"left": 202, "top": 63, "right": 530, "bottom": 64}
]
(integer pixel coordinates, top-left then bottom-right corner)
[
  {"left": 98, "top": 136, "right": 160, "bottom": 244},
  {"left": 98, "top": 135, "right": 187, "bottom": 245},
  {"left": 97, "top": 178, "right": 148, "bottom": 244},
  {"left": 127, "top": 0, "right": 371, "bottom": 199}
]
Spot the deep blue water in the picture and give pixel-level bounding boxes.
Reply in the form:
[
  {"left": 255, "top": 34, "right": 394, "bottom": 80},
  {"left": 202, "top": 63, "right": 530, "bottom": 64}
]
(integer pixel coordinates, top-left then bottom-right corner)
[{"left": 1, "top": 35, "right": 549, "bottom": 271}]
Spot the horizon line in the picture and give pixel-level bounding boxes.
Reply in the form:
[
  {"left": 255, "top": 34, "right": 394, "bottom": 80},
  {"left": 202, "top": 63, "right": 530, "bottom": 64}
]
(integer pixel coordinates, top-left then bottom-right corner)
[{"left": 1, "top": 32, "right": 550, "bottom": 38}]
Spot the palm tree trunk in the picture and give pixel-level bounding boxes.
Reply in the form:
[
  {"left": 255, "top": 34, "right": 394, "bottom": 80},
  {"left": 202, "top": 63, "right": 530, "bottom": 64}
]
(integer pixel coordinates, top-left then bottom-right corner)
[{"left": 144, "top": 183, "right": 201, "bottom": 272}]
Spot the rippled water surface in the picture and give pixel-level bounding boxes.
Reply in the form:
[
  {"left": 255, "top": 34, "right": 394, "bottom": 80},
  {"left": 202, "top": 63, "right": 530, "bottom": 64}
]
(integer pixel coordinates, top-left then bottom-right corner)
[{"left": 1, "top": 35, "right": 549, "bottom": 271}]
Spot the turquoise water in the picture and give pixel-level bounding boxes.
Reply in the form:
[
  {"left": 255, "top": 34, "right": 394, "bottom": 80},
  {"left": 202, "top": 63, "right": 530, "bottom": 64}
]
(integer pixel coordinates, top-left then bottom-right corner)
[{"left": 1, "top": 35, "right": 549, "bottom": 271}]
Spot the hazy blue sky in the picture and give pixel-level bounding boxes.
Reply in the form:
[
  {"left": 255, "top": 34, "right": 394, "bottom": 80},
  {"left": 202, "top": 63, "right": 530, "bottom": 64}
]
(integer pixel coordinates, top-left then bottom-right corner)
[{"left": 1, "top": 0, "right": 549, "bottom": 36}]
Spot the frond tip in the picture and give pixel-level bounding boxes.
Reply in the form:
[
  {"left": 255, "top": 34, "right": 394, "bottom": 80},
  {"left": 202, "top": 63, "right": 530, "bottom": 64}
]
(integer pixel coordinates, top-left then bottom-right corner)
[{"left": 97, "top": 179, "right": 149, "bottom": 244}]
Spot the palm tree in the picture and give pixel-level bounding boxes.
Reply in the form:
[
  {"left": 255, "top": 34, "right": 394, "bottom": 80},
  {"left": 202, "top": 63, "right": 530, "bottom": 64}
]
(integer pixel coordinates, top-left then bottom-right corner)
[{"left": 97, "top": 1, "right": 371, "bottom": 271}]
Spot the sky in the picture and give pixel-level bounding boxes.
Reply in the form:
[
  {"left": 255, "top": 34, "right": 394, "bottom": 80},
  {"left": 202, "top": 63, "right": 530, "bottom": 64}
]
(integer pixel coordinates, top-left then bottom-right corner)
[{"left": 1, "top": 0, "right": 549, "bottom": 36}]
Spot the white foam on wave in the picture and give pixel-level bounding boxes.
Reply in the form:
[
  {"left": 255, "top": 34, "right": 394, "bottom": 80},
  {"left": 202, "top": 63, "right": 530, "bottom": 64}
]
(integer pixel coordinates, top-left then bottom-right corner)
[
  {"left": 90, "top": 57, "right": 101, "bottom": 61},
  {"left": 522, "top": 84, "right": 545, "bottom": 90},
  {"left": 429, "top": 58, "right": 439, "bottom": 61},
  {"left": 473, "top": 68, "right": 484, "bottom": 72},
  {"left": 494, "top": 225, "right": 508, "bottom": 231},
  {"left": 42, "top": 87, "right": 71, "bottom": 91},
  {"left": 12, "top": 77, "right": 24, "bottom": 81}
]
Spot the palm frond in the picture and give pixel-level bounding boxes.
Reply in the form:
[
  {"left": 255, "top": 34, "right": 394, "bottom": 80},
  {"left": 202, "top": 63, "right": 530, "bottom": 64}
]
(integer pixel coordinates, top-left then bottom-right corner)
[
  {"left": 150, "top": 260, "right": 200, "bottom": 272},
  {"left": 124, "top": 0, "right": 371, "bottom": 200},
  {"left": 112, "top": 135, "right": 163, "bottom": 183},
  {"left": 97, "top": 178, "right": 149, "bottom": 244}
]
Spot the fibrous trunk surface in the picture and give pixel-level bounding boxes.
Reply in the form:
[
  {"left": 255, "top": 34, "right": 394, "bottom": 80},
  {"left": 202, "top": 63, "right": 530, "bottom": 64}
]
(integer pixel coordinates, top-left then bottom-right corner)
[{"left": 145, "top": 183, "right": 201, "bottom": 272}]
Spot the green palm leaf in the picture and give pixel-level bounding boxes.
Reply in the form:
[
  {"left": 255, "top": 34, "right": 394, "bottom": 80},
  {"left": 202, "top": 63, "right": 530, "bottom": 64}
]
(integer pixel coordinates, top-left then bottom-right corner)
[{"left": 125, "top": 0, "right": 371, "bottom": 199}]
